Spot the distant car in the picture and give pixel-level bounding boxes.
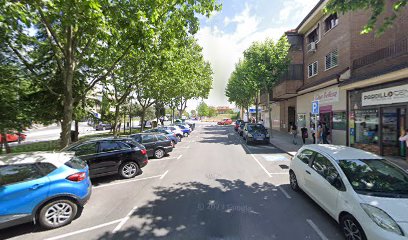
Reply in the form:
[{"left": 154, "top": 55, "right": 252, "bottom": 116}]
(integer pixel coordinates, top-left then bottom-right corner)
[
  {"left": 237, "top": 122, "right": 247, "bottom": 136},
  {"left": 130, "top": 133, "right": 173, "bottom": 159},
  {"left": 0, "top": 133, "right": 26, "bottom": 143},
  {"left": 234, "top": 120, "right": 243, "bottom": 131},
  {"left": 95, "top": 123, "right": 112, "bottom": 131},
  {"left": 290, "top": 145, "right": 408, "bottom": 240},
  {"left": 158, "top": 126, "right": 184, "bottom": 141},
  {"left": 217, "top": 118, "right": 233, "bottom": 125},
  {"left": 143, "top": 128, "right": 179, "bottom": 147},
  {"left": 175, "top": 124, "right": 191, "bottom": 137},
  {"left": 0, "top": 152, "right": 91, "bottom": 230},
  {"left": 64, "top": 138, "right": 148, "bottom": 179},
  {"left": 242, "top": 123, "right": 269, "bottom": 144},
  {"left": 174, "top": 119, "right": 184, "bottom": 124}
]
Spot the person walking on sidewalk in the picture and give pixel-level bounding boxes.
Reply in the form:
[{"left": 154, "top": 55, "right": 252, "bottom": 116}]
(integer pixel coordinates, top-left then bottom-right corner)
[
  {"left": 322, "top": 122, "right": 330, "bottom": 144},
  {"left": 399, "top": 128, "right": 408, "bottom": 161},
  {"left": 316, "top": 122, "right": 322, "bottom": 144},
  {"left": 291, "top": 123, "right": 298, "bottom": 145},
  {"left": 301, "top": 125, "right": 308, "bottom": 144},
  {"left": 310, "top": 125, "right": 316, "bottom": 144}
]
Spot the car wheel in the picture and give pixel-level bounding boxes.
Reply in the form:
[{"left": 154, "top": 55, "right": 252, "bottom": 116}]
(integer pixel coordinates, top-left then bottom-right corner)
[
  {"left": 340, "top": 214, "right": 367, "bottom": 240},
  {"left": 289, "top": 171, "right": 300, "bottom": 191},
  {"left": 183, "top": 132, "right": 188, "bottom": 137},
  {"left": 119, "top": 161, "right": 139, "bottom": 179},
  {"left": 38, "top": 199, "right": 78, "bottom": 229},
  {"left": 171, "top": 140, "right": 175, "bottom": 147},
  {"left": 177, "top": 135, "right": 182, "bottom": 141},
  {"left": 154, "top": 148, "right": 165, "bottom": 159}
]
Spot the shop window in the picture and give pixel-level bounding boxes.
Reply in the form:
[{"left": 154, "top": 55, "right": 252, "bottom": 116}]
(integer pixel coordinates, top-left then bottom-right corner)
[
  {"left": 325, "top": 49, "right": 338, "bottom": 70},
  {"left": 333, "top": 111, "right": 346, "bottom": 130},
  {"left": 354, "top": 109, "right": 379, "bottom": 145},
  {"left": 308, "top": 61, "right": 318, "bottom": 78},
  {"left": 325, "top": 13, "right": 338, "bottom": 32},
  {"left": 297, "top": 114, "right": 306, "bottom": 128}
]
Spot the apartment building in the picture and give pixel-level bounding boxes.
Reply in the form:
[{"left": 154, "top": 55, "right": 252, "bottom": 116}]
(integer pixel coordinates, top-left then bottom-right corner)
[{"left": 262, "top": 0, "right": 408, "bottom": 158}]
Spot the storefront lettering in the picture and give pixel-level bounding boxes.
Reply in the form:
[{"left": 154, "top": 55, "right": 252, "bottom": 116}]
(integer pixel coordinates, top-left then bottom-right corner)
[
  {"left": 314, "top": 88, "right": 339, "bottom": 103},
  {"left": 362, "top": 84, "right": 408, "bottom": 106}
]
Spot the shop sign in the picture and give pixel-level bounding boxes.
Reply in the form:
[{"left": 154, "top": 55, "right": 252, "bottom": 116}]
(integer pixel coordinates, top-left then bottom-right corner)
[
  {"left": 362, "top": 84, "right": 408, "bottom": 106},
  {"left": 314, "top": 88, "right": 339, "bottom": 104}
]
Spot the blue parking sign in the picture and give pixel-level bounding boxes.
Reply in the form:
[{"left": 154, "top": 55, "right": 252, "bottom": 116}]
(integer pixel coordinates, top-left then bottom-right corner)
[{"left": 311, "top": 101, "right": 319, "bottom": 114}]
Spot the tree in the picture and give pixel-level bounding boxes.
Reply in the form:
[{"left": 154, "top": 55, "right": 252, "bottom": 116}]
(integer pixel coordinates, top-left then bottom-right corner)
[
  {"left": 208, "top": 106, "right": 217, "bottom": 117},
  {"left": 197, "top": 101, "right": 209, "bottom": 118},
  {"left": 244, "top": 37, "right": 291, "bottom": 135},
  {"left": 0, "top": 0, "right": 221, "bottom": 148},
  {"left": 325, "top": 0, "right": 407, "bottom": 36}
]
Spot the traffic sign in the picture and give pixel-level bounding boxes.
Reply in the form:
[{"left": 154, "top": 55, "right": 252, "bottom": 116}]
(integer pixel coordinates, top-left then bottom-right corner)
[{"left": 311, "top": 100, "right": 319, "bottom": 114}]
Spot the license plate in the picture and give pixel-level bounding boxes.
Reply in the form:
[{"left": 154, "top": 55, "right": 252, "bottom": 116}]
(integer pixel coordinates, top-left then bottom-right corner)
[{"left": 256, "top": 137, "right": 263, "bottom": 141}]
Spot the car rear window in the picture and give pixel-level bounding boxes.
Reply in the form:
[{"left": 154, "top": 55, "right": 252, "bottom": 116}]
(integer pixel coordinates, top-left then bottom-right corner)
[
  {"left": 0, "top": 164, "right": 43, "bottom": 186},
  {"left": 65, "top": 157, "right": 87, "bottom": 170},
  {"left": 157, "top": 135, "right": 168, "bottom": 141}
]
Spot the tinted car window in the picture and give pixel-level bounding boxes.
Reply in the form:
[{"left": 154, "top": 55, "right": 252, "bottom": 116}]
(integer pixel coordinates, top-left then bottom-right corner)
[
  {"left": 142, "top": 135, "right": 156, "bottom": 143},
  {"left": 117, "top": 141, "right": 131, "bottom": 149},
  {"left": 65, "top": 157, "right": 87, "bottom": 169},
  {"left": 0, "top": 164, "right": 43, "bottom": 185},
  {"left": 157, "top": 135, "right": 168, "bottom": 141},
  {"left": 75, "top": 142, "right": 97, "bottom": 156},
  {"left": 297, "top": 149, "right": 314, "bottom": 164},
  {"left": 36, "top": 162, "right": 57, "bottom": 175},
  {"left": 99, "top": 141, "right": 121, "bottom": 152},
  {"left": 131, "top": 135, "right": 142, "bottom": 143},
  {"left": 312, "top": 153, "right": 339, "bottom": 179}
]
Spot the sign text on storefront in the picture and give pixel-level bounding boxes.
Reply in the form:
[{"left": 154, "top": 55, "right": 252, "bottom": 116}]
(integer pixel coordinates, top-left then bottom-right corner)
[
  {"left": 314, "top": 88, "right": 339, "bottom": 104},
  {"left": 362, "top": 84, "right": 408, "bottom": 106}
]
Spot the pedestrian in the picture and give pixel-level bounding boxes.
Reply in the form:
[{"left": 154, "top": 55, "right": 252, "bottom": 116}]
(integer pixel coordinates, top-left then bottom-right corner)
[
  {"left": 291, "top": 123, "right": 298, "bottom": 145},
  {"left": 316, "top": 122, "right": 322, "bottom": 144},
  {"left": 322, "top": 122, "right": 330, "bottom": 144},
  {"left": 310, "top": 125, "right": 316, "bottom": 144},
  {"left": 399, "top": 128, "right": 408, "bottom": 161},
  {"left": 259, "top": 119, "right": 264, "bottom": 126},
  {"left": 301, "top": 125, "right": 308, "bottom": 144}
]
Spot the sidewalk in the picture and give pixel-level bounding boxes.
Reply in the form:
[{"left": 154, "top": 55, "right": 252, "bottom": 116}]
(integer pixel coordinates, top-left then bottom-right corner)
[{"left": 268, "top": 129, "right": 408, "bottom": 171}]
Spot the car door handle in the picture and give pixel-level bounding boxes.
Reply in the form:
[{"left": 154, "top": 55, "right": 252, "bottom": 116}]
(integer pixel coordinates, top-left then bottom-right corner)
[
  {"left": 305, "top": 170, "right": 311, "bottom": 175},
  {"left": 30, "top": 183, "right": 45, "bottom": 190}
]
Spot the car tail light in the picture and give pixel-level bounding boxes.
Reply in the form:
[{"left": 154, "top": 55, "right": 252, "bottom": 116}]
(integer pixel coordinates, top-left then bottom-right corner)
[
  {"left": 141, "top": 149, "right": 147, "bottom": 155},
  {"left": 66, "top": 172, "right": 86, "bottom": 182}
]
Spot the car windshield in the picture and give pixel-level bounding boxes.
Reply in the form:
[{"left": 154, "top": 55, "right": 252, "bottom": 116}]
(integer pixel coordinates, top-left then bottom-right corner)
[
  {"left": 338, "top": 159, "right": 408, "bottom": 195},
  {"left": 247, "top": 125, "right": 265, "bottom": 132}
]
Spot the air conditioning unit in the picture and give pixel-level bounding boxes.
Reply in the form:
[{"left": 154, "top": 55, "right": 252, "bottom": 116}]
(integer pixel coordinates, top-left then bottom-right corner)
[{"left": 307, "top": 42, "right": 316, "bottom": 52}]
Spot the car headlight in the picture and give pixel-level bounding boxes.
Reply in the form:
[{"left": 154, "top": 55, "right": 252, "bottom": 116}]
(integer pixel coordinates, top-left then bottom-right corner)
[
  {"left": 247, "top": 133, "right": 253, "bottom": 138},
  {"left": 361, "top": 203, "right": 403, "bottom": 236}
]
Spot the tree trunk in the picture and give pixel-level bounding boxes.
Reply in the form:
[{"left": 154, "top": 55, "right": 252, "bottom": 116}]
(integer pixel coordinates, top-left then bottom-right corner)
[
  {"left": 267, "top": 92, "right": 273, "bottom": 137},
  {"left": 123, "top": 113, "right": 126, "bottom": 134},
  {"left": 1, "top": 131, "right": 11, "bottom": 154},
  {"left": 113, "top": 105, "right": 120, "bottom": 136},
  {"left": 246, "top": 106, "right": 249, "bottom": 121},
  {"left": 140, "top": 107, "right": 146, "bottom": 132},
  {"left": 255, "top": 92, "right": 259, "bottom": 123},
  {"left": 172, "top": 108, "right": 175, "bottom": 124}
]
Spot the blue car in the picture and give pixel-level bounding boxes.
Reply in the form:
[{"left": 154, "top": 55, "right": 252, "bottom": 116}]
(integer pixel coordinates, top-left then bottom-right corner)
[
  {"left": 176, "top": 124, "right": 191, "bottom": 137},
  {"left": 143, "top": 128, "right": 179, "bottom": 146},
  {"left": 0, "top": 152, "right": 91, "bottom": 230}
]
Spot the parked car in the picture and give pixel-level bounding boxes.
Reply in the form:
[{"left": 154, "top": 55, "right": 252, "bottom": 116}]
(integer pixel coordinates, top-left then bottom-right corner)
[
  {"left": 186, "top": 122, "right": 195, "bottom": 131},
  {"left": 237, "top": 122, "right": 247, "bottom": 136},
  {"left": 289, "top": 145, "right": 408, "bottom": 240},
  {"left": 234, "top": 120, "right": 243, "bottom": 131},
  {"left": 242, "top": 123, "right": 269, "bottom": 144},
  {"left": 0, "top": 152, "right": 91, "bottom": 230},
  {"left": 129, "top": 133, "right": 173, "bottom": 159},
  {"left": 95, "top": 123, "right": 112, "bottom": 131},
  {"left": 0, "top": 132, "right": 26, "bottom": 143},
  {"left": 217, "top": 118, "right": 233, "bottom": 125},
  {"left": 158, "top": 126, "right": 184, "bottom": 141},
  {"left": 175, "top": 124, "right": 191, "bottom": 137},
  {"left": 64, "top": 138, "right": 148, "bottom": 179},
  {"left": 143, "top": 128, "right": 179, "bottom": 147}
]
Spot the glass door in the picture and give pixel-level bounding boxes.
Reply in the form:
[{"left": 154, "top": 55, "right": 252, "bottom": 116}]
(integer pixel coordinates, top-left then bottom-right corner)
[
  {"left": 399, "top": 108, "right": 406, "bottom": 157},
  {"left": 381, "top": 107, "right": 399, "bottom": 156}
]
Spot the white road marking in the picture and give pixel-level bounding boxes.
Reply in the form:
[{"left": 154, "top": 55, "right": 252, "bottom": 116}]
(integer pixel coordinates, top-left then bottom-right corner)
[
  {"left": 174, "top": 146, "right": 190, "bottom": 149},
  {"left": 242, "top": 144, "right": 271, "bottom": 177},
  {"left": 269, "top": 172, "right": 289, "bottom": 175},
  {"left": 160, "top": 170, "right": 169, "bottom": 179},
  {"left": 112, "top": 206, "right": 138, "bottom": 233},
  {"left": 278, "top": 186, "right": 292, "bottom": 199},
  {"left": 44, "top": 219, "right": 123, "bottom": 240},
  {"left": 94, "top": 174, "right": 163, "bottom": 189},
  {"left": 306, "top": 219, "right": 329, "bottom": 240},
  {"left": 177, "top": 154, "right": 183, "bottom": 159},
  {"left": 149, "top": 156, "right": 179, "bottom": 162}
]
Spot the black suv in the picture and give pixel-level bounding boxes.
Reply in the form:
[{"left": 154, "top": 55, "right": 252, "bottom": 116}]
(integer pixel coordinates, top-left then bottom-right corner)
[
  {"left": 64, "top": 138, "right": 148, "bottom": 179},
  {"left": 129, "top": 133, "right": 173, "bottom": 159}
]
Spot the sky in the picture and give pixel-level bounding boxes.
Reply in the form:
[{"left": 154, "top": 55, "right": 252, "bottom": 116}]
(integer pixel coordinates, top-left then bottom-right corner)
[{"left": 186, "top": 0, "right": 320, "bottom": 111}]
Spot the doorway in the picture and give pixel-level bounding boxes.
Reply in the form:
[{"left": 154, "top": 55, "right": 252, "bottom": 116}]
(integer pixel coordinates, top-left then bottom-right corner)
[
  {"left": 288, "top": 107, "right": 296, "bottom": 132},
  {"left": 381, "top": 107, "right": 406, "bottom": 157}
]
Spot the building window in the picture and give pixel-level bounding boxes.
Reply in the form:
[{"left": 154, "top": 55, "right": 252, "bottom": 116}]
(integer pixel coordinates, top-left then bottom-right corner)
[
  {"left": 308, "top": 61, "right": 318, "bottom": 78},
  {"left": 333, "top": 111, "right": 346, "bottom": 130},
  {"left": 325, "top": 50, "right": 338, "bottom": 70},
  {"left": 307, "top": 27, "right": 319, "bottom": 43},
  {"left": 354, "top": 109, "right": 379, "bottom": 145},
  {"left": 325, "top": 13, "right": 338, "bottom": 32}
]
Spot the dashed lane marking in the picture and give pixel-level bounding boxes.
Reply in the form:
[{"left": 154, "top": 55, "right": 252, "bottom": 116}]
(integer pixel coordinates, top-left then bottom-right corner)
[
  {"left": 242, "top": 144, "right": 271, "bottom": 178},
  {"left": 112, "top": 206, "right": 138, "bottom": 233},
  {"left": 160, "top": 170, "right": 169, "bottom": 179},
  {"left": 94, "top": 172, "right": 167, "bottom": 189},
  {"left": 278, "top": 185, "right": 292, "bottom": 199},
  {"left": 306, "top": 219, "right": 329, "bottom": 240}
]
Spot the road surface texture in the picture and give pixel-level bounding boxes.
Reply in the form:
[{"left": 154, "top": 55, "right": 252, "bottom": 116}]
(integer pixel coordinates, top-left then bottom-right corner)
[{"left": 1, "top": 122, "right": 343, "bottom": 240}]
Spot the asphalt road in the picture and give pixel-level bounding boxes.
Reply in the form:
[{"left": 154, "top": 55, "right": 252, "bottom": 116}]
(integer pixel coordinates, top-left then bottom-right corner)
[{"left": 1, "top": 122, "right": 343, "bottom": 240}]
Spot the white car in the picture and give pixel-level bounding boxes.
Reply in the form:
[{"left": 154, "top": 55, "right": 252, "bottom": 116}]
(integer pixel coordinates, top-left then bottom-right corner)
[{"left": 289, "top": 145, "right": 408, "bottom": 240}]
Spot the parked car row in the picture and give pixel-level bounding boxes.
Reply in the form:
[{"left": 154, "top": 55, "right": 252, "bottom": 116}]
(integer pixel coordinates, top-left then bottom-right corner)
[
  {"left": 217, "top": 118, "right": 233, "bottom": 125},
  {"left": 0, "top": 132, "right": 26, "bottom": 143},
  {"left": 235, "top": 120, "right": 269, "bottom": 144}
]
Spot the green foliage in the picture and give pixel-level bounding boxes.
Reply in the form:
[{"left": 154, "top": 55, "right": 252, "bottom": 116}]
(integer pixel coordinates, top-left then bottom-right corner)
[
  {"left": 197, "top": 101, "right": 209, "bottom": 117},
  {"left": 208, "top": 106, "right": 217, "bottom": 117},
  {"left": 325, "top": 0, "right": 407, "bottom": 36}
]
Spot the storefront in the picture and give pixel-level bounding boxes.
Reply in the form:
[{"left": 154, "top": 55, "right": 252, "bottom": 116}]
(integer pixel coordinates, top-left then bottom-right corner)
[
  {"left": 348, "top": 80, "right": 408, "bottom": 157},
  {"left": 297, "top": 85, "right": 347, "bottom": 145}
]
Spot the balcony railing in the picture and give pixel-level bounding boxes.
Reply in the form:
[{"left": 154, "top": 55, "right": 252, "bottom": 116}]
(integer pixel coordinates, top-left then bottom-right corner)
[
  {"left": 353, "top": 38, "right": 408, "bottom": 69},
  {"left": 275, "top": 64, "right": 304, "bottom": 85}
]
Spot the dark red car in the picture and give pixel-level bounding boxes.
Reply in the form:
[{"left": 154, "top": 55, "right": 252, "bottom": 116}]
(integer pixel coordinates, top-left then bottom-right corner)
[
  {"left": 0, "top": 133, "right": 26, "bottom": 143},
  {"left": 234, "top": 120, "right": 243, "bottom": 131},
  {"left": 217, "top": 118, "right": 233, "bottom": 125}
]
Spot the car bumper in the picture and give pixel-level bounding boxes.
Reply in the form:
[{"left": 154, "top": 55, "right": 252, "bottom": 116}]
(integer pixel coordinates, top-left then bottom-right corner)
[
  {"left": 78, "top": 184, "right": 92, "bottom": 206},
  {"left": 164, "top": 146, "right": 173, "bottom": 154}
]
